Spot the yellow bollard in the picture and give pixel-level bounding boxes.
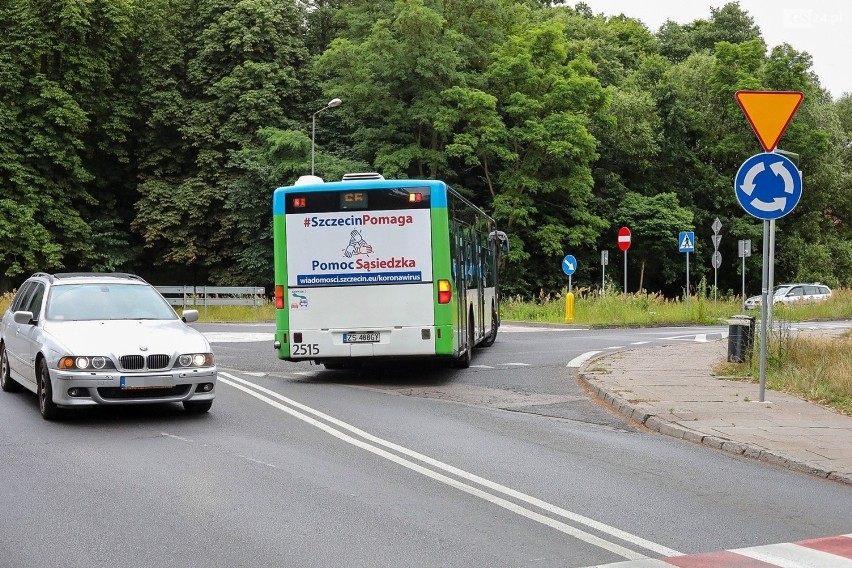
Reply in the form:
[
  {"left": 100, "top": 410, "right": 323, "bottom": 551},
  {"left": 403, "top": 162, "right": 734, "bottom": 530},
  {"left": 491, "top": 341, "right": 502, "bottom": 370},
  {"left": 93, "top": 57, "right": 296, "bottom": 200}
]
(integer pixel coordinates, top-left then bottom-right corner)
[{"left": 565, "top": 292, "right": 575, "bottom": 322}]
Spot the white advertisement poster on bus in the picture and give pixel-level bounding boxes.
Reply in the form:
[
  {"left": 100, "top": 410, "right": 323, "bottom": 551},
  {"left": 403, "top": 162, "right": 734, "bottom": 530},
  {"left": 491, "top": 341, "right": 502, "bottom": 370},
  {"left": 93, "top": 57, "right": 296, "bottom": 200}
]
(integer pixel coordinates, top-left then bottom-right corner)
[{"left": 285, "top": 209, "right": 433, "bottom": 287}]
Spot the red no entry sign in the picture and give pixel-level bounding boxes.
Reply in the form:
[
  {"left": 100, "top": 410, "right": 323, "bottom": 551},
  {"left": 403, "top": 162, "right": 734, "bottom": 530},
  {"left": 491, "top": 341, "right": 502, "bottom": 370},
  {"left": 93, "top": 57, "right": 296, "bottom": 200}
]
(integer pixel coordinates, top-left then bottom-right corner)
[{"left": 617, "top": 227, "right": 631, "bottom": 251}]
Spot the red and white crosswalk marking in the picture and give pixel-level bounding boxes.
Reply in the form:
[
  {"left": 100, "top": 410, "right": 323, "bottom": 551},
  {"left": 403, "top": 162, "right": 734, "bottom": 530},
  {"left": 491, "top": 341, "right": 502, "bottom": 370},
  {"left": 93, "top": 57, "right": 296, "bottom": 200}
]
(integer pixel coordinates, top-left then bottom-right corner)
[{"left": 582, "top": 534, "right": 852, "bottom": 568}]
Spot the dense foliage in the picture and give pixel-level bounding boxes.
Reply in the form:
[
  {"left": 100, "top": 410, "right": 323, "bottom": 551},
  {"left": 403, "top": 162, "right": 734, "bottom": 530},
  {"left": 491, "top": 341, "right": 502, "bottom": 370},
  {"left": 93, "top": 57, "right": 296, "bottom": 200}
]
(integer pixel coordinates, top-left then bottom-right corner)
[{"left": 1, "top": 0, "right": 850, "bottom": 298}]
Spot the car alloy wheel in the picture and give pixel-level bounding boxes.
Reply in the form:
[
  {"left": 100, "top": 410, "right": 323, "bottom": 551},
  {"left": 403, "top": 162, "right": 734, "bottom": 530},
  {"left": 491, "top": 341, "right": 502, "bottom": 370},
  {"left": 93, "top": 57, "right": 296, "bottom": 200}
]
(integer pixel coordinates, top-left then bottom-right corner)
[
  {"left": 38, "top": 363, "right": 60, "bottom": 420},
  {"left": 1, "top": 345, "right": 22, "bottom": 392}
]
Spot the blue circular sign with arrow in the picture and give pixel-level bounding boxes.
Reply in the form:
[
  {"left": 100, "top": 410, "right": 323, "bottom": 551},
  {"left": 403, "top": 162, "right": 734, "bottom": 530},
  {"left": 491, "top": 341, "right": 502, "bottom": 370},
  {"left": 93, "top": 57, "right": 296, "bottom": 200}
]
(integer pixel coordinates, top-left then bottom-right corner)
[
  {"left": 561, "top": 254, "right": 577, "bottom": 276},
  {"left": 734, "top": 152, "right": 802, "bottom": 220}
]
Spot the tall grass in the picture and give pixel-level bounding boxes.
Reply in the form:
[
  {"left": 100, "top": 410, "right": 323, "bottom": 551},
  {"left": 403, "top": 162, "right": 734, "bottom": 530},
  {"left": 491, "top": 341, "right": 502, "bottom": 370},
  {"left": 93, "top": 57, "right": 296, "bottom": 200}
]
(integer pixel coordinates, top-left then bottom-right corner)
[
  {"left": 0, "top": 292, "right": 11, "bottom": 314},
  {"left": 757, "top": 327, "right": 852, "bottom": 415},
  {"left": 183, "top": 302, "right": 276, "bottom": 322},
  {"left": 502, "top": 284, "right": 852, "bottom": 327}
]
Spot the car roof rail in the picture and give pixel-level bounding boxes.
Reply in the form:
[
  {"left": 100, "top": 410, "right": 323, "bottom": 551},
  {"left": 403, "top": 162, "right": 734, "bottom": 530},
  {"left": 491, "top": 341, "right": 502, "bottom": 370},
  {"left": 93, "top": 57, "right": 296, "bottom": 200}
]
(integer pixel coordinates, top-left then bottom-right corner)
[
  {"left": 52, "top": 272, "right": 147, "bottom": 282},
  {"left": 31, "top": 272, "right": 53, "bottom": 280}
]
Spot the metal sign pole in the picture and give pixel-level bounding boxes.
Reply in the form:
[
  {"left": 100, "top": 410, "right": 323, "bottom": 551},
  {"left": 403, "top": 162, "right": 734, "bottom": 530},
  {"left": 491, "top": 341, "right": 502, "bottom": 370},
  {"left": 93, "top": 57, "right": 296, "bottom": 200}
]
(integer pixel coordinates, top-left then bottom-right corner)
[
  {"left": 742, "top": 253, "right": 746, "bottom": 311},
  {"left": 767, "top": 219, "right": 776, "bottom": 328},
  {"left": 685, "top": 251, "right": 690, "bottom": 306},
  {"left": 758, "top": 220, "right": 769, "bottom": 402},
  {"left": 623, "top": 251, "right": 627, "bottom": 294},
  {"left": 568, "top": 274, "right": 572, "bottom": 293},
  {"left": 713, "top": 260, "right": 717, "bottom": 305}
]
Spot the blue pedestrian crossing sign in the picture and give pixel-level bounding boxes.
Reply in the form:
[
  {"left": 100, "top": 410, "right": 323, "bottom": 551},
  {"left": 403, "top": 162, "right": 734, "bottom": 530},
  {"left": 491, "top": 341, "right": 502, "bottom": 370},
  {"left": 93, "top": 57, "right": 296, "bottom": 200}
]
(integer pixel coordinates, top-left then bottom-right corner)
[
  {"left": 734, "top": 152, "right": 802, "bottom": 220},
  {"left": 561, "top": 254, "right": 577, "bottom": 276},
  {"left": 679, "top": 231, "right": 695, "bottom": 253}
]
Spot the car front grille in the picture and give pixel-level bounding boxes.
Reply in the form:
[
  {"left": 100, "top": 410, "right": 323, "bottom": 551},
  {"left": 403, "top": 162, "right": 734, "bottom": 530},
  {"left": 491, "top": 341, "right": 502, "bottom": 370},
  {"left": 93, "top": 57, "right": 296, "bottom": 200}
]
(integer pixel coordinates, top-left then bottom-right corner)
[
  {"left": 146, "top": 354, "right": 170, "bottom": 369},
  {"left": 119, "top": 354, "right": 170, "bottom": 370},
  {"left": 120, "top": 355, "right": 144, "bottom": 370},
  {"left": 97, "top": 385, "right": 190, "bottom": 400}
]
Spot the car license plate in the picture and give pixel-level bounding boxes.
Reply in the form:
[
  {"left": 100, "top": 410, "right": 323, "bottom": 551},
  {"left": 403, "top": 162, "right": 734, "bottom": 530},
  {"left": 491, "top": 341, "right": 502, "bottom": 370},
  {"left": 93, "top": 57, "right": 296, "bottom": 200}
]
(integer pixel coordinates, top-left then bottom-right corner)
[
  {"left": 343, "top": 332, "right": 380, "bottom": 343},
  {"left": 120, "top": 375, "right": 171, "bottom": 390}
]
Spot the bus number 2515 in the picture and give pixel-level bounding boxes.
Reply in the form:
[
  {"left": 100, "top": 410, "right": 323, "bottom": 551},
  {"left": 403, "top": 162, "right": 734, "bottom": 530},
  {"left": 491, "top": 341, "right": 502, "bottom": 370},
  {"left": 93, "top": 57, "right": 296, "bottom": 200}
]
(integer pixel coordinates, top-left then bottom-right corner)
[{"left": 292, "top": 343, "right": 320, "bottom": 356}]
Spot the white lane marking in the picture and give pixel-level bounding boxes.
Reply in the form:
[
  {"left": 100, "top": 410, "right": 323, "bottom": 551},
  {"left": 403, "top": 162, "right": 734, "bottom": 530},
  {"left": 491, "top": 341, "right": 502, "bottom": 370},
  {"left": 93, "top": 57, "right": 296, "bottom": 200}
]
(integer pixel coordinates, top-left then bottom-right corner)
[
  {"left": 604, "top": 346, "right": 624, "bottom": 350},
  {"left": 204, "top": 332, "right": 273, "bottom": 343},
  {"left": 694, "top": 334, "right": 708, "bottom": 343},
  {"left": 470, "top": 365, "right": 494, "bottom": 369},
  {"left": 658, "top": 334, "right": 701, "bottom": 342},
  {"left": 734, "top": 542, "right": 852, "bottom": 567},
  {"left": 566, "top": 351, "right": 602, "bottom": 369},
  {"left": 236, "top": 455, "right": 277, "bottom": 469},
  {"left": 505, "top": 363, "right": 530, "bottom": 366},
  {"left": 219, "top": 372, "right": 680, "bottom": 558},
  {"left": 161, "top": 432, "right": 192, "bottom": 443},
  {"left": 637, "top": 330, "right": 726, "bottom": 335},
  {"left": 630, "top": 341, "right": 650, "bottom": 345},
  {"left": 293, "top": 371, "right": 319, "bottom": 377},
  {"left": 501, "top": 325, "right": 589, "bottom": 332},
  {"left": 580, "top": 560, "right": 673, "bottom": 567}
]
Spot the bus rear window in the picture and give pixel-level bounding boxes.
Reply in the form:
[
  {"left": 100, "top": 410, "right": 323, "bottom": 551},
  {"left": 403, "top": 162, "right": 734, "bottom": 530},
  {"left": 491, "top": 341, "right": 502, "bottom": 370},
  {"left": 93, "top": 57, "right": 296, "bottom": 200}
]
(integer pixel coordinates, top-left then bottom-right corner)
[{"left": 285, "top": 187, "right": 431, "bottom": 214}]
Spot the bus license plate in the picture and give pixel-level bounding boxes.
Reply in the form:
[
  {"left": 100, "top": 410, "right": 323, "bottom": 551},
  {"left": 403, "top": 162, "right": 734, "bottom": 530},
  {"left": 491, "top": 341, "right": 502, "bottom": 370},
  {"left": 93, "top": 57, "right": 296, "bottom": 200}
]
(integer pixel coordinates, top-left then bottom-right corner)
[{"left": 343, "top": 332, "right": 380, "bottom": 343}]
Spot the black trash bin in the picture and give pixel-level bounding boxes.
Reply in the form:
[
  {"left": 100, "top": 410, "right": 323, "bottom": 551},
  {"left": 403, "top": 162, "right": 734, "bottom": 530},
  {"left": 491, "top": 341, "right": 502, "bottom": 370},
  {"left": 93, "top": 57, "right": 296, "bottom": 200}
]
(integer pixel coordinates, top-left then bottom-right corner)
[{"left": 727, "top": 315, "right": 756, "bottom": 363}]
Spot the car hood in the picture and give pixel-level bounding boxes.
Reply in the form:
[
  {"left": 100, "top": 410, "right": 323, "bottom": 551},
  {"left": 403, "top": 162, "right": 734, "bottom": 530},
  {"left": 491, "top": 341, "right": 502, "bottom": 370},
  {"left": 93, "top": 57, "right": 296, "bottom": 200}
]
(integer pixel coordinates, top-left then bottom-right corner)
[{"left": 43, "top": 320, "right": 211, "bottom": 356}]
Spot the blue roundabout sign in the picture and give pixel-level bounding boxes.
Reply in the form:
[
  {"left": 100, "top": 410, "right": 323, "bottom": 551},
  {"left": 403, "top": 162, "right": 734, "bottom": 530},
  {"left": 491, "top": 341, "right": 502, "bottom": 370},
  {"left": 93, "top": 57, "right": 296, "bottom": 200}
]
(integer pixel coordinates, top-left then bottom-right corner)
[{"left": 734, "top": 152, "right": 802, "bottom": 220}]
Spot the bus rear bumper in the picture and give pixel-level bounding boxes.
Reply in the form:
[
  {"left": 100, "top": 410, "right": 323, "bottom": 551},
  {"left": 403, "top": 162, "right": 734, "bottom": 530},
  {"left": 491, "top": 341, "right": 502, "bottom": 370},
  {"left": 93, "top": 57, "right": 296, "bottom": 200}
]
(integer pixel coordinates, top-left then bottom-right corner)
[{"left": 284, "top": 326, "right": 437, "bottom": 361}]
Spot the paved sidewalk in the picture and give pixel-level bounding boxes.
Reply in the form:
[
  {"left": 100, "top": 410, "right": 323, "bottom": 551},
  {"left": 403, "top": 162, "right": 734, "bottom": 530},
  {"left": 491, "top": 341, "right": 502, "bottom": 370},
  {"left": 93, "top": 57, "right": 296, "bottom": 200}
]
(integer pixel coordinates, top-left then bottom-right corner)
[{"left": 577, "top": 338, "right": 852, "bottom": 485}]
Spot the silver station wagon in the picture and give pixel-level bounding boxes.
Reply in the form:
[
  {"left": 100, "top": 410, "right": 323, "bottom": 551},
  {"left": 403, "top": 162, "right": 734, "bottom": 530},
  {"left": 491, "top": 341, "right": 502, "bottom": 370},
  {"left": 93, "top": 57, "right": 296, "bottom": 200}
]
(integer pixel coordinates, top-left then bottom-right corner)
[{"left": 0, "top": 272, "right": 216, "bottom": 420}]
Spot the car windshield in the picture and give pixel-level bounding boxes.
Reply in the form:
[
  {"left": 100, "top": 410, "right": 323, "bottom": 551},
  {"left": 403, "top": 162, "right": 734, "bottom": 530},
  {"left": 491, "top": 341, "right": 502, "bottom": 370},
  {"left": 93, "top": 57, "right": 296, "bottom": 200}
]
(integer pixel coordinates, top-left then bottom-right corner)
[
  {"left": 45, "top": 283, "right": 178, "bottom": 321},
  {"left": 772, "top": 285, "right": 792, "bottom": 296}
]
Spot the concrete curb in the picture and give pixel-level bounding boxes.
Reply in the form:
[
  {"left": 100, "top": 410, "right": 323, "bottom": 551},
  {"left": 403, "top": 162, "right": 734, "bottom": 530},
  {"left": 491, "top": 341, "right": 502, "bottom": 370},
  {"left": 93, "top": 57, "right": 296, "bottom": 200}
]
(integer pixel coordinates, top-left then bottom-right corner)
[{"left": 577, "top": 368, "right": 852, "bottom": 486}]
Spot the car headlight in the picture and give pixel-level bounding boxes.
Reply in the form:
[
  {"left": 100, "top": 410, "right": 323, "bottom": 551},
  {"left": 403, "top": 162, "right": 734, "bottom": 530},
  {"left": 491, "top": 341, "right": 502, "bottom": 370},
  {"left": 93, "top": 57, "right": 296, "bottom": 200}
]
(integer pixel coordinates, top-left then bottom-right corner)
[
  {"left": 176, "top": 353, "right": 214, "bottom": 367},
  {"left": 59, "top": 356, "right": 116, "bottom": 370}
]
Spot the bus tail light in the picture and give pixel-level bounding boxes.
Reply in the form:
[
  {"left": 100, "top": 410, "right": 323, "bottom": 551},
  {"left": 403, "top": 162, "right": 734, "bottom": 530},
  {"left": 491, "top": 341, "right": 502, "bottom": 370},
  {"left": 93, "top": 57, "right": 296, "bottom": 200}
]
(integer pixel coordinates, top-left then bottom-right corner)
[
  {"left": 275, "top": 285, "right": 284, "bottom": 309},
  {"left": 438, "top": 280, "right": 451, "bottom": 304}
]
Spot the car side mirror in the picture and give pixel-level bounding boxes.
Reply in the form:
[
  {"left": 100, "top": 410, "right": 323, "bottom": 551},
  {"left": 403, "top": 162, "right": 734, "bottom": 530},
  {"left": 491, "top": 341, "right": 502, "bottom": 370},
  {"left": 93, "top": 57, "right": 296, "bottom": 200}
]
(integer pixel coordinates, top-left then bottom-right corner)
[
  {"left": 13, "top": 311, "right": 34, "bottom": 325},
  {"left": 181, "top": 309, "right": 199, "bottom": 323}
]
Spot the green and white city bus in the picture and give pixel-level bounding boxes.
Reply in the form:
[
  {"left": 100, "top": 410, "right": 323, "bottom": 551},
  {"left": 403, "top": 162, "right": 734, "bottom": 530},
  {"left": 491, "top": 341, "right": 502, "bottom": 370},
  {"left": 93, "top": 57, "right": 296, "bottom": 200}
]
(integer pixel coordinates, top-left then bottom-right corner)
[{"left": 272, "top": 173, "right": 508, "bottom": 368}]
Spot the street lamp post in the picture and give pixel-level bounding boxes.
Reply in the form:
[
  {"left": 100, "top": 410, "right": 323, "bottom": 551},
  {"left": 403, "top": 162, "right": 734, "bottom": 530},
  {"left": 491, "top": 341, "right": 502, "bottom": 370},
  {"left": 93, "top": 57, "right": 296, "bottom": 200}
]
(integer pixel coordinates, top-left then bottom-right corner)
[{"left": 311, "top": 98, "right": 342, "bottom": 175}]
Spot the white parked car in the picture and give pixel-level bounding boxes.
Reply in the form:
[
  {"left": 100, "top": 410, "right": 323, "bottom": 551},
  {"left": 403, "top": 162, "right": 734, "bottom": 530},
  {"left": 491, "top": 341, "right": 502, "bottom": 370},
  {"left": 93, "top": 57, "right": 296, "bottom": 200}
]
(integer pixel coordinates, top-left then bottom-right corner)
[
  {"left": 0, "top": 272, "right": 216, "bottom": 420},
  {"left": 743, "top": 283, "right": 832, "bottom": 310}
]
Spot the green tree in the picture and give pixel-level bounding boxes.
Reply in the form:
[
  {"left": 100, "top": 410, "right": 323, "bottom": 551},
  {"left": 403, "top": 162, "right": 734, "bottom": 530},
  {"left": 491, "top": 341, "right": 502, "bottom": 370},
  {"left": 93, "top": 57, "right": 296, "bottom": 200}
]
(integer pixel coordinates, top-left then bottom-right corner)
[
  {"left": 615, "top": 192, "right": 694, "bottom": 291},
  {"left": 0, "top": 0, "right": 135, "bottom": 285},
  {"left": 132, "top": 0, "right": 311, "bottom": 285},
  {"left": 483, "top": 18, "right": 610, "bottom": 294}
]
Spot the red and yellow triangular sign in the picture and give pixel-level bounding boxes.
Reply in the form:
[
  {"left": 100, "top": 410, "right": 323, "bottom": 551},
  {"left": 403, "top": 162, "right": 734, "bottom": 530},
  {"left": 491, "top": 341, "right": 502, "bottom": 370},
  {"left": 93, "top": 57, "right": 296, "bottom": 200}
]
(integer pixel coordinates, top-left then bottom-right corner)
[{"left": 735, "top": 91, "right": 803, "bottom": 152}]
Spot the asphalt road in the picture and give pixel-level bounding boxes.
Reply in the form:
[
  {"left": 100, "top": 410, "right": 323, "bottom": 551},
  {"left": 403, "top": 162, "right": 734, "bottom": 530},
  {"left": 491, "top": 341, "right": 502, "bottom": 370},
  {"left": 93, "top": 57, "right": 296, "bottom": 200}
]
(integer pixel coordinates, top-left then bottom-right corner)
[{"left": 1, "top": 322, "right": 849, "bottom": 567}]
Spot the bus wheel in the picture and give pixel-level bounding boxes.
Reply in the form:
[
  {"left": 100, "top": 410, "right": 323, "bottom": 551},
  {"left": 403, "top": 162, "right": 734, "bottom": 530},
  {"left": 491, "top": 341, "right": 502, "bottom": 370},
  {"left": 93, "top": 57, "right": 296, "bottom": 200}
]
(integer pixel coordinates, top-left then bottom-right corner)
[
  {"left": 479, "top": 304, "right": 497, "bottom": 348},
  {"left": 453, "top": 316, "right": 473, "bottom": 369}
]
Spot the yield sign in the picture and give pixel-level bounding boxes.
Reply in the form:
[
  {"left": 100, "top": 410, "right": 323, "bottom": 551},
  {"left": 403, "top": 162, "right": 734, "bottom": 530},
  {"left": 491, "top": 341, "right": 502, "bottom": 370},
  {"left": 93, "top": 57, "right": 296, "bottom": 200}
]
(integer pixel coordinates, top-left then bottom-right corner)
[{"left": 735, "top": 90, "right": 803, "bottom": 152}]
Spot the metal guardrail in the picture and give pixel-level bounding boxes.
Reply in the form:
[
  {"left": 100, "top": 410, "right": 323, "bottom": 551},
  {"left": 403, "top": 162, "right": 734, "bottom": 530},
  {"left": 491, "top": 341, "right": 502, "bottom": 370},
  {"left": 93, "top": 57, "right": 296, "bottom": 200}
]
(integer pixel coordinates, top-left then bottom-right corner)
[{"left": 155, "top": 286, "right": 266, "bottom": 315}]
